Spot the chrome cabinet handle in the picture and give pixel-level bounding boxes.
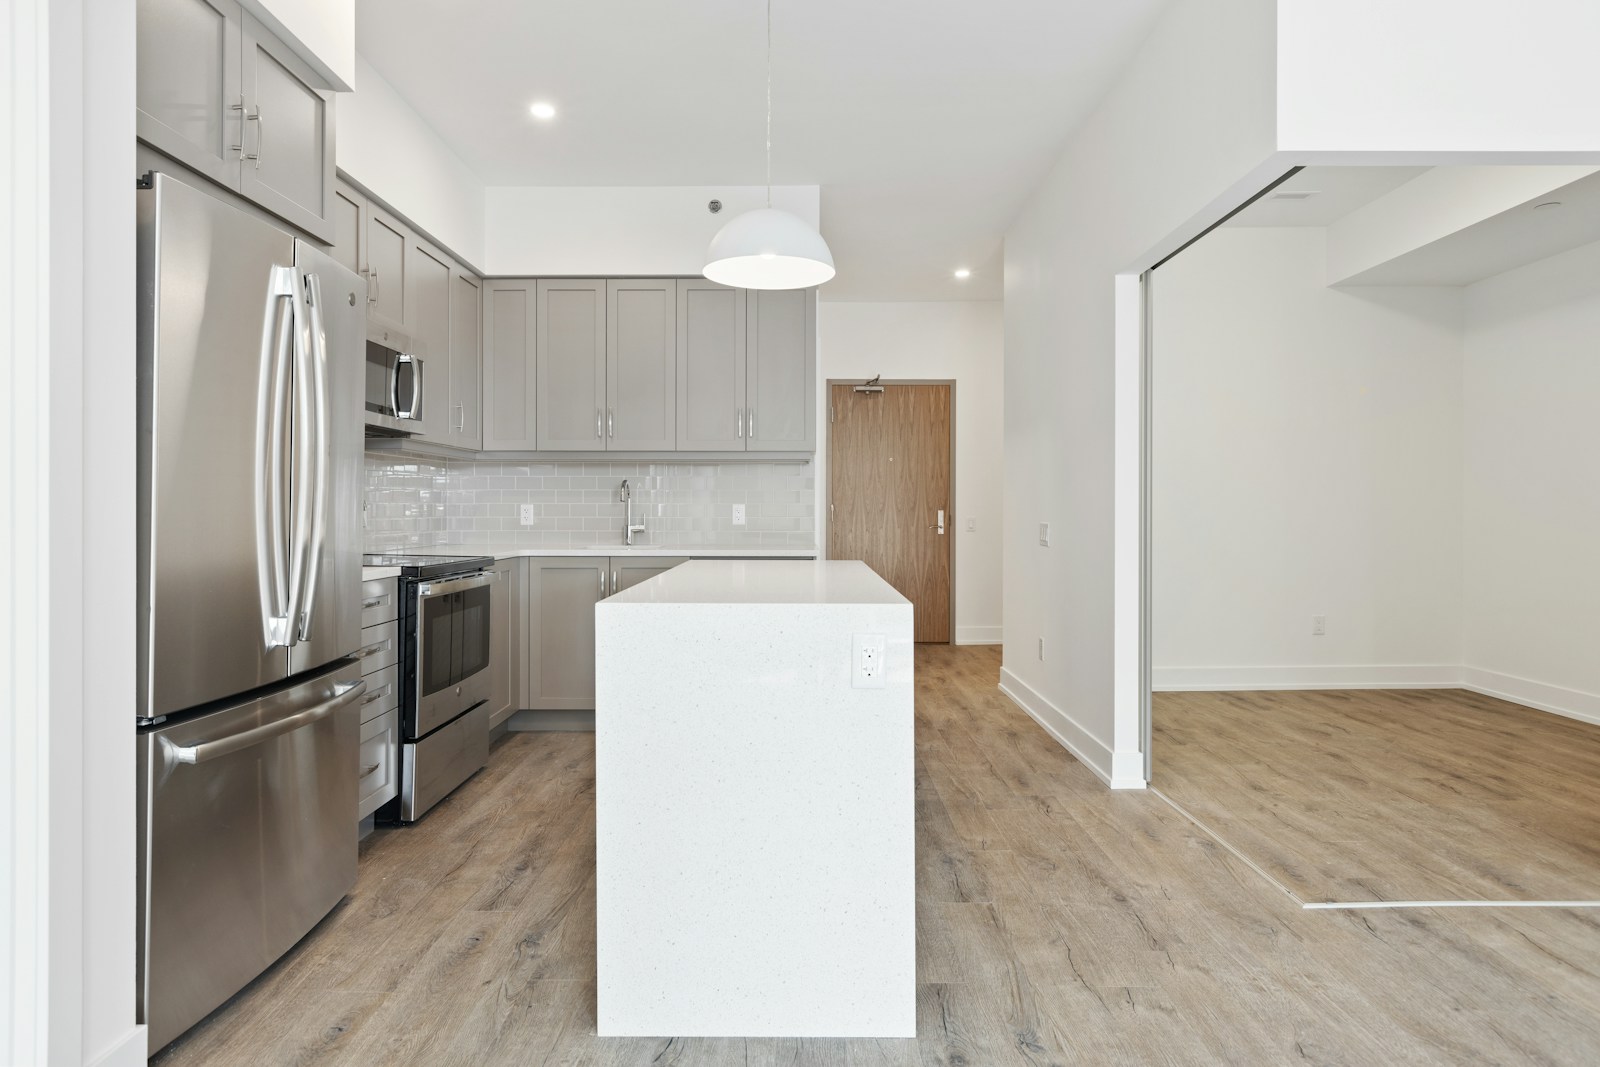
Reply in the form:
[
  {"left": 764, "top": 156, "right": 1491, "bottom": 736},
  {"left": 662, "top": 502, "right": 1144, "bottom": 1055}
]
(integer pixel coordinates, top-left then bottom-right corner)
[
  {"left": 595, "top": 408, "right": 603, "bottom": 438},
  {"left": 360, "top": 685, "right": 389, "bottom": 706},
  {"left": 737, "top": 407, "right": 744, "bottom": 438},
  {"left": 230, "top": 95, "right": 246, "bottom": 155},
  {"left": 367, "top": 269, "right": 379, "bottom": 304},
  {"left": 246, "top": 105, "right": 263, "bottom": 166},
  {"left": 612, "top": 568, "right": 619, "bottom": 593},
  {"left": 164, "top": 681, "right": 366, "bottom": 765},
  {"left": 748, "top": 406, "right": 755, "bottom": 439},
  {"left": 361, "top": 595, "right": 386, "bottom": 609},
  {"left": 353, "top": 636, "right": 391, "bottom": 660},
  {"left": 607, "top": 408, "right": 614, "bottom": 438},
  {"left": 453, "top": 402, "right": 464, "bottom": 433},
  {"left": 360, "top": 762, "right": 381, "bottom": 778},
  {"left": 598, "top": 569, "right": 605, "bottom": 597}
]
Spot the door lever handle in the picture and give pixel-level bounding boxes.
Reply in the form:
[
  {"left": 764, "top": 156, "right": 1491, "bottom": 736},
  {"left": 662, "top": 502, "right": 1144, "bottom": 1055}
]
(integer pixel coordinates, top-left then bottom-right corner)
[{"left": 929, "top": 509, "right": 946, "bottom": 535}]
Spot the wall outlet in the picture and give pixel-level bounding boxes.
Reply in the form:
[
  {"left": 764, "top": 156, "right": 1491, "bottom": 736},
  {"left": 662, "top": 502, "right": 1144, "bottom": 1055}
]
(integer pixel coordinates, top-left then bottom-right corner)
[
  {"left": 1038, "top": 637, "right": 1045, "bottom": 661},
  {"left": 853, "top": 633, "right": 887, "bottom": 689},
  {"left": 1039, "top": 522, "right": 1050, "bottom": 547},
  {"left": 519, "top": 504, "right": 537, "bottom": 526},
  {"left": 1311, "top": 615, "right": 1327, "bottom": 636},
  {"left": 966, "top": 517, "right": 976, "bottom": 532},
  {"left": 731, "top": 503, "right": 746, "bottom": 526}
]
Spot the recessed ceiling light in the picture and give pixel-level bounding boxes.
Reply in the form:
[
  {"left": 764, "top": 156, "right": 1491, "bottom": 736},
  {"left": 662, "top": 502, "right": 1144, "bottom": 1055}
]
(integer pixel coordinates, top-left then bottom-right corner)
[
  {"left": 1269, "top": 190, "right": 1319, "bottom": 201},
  {"left": 953, "top": 268, "right": 972, "bottom": 280},
  {"left": 528, "top": 102, "right": 557, "bottom": 120}
]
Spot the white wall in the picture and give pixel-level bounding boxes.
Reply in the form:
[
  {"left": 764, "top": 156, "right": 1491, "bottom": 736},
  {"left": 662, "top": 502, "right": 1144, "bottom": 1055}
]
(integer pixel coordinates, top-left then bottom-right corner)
[
  {"left": 1151, "top": 228, "right": 1464, "bottom": 689},
  {"left": 484, "top": 186, "right": 819, "bottom": 277},
  {"left": 337, "top": 54, "right": 486, "bottom": 269},
  {"left": 1460, "top": 240, "right": 1600, "bottom": 723},
  {"left": 1002, "top": 0, "right": 1281, "bottom": 788},
  {"left": 816, "top": 303, "right": 1004, "bottom": 644}
]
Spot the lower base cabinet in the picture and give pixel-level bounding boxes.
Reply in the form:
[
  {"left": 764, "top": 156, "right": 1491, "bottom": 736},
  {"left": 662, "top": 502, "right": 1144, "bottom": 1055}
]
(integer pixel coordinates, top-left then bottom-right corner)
[
  {"left": 488, "top": 557, "right": 524, "bottom": 728},
  {"left": 357, "top": 709, "right": 400, "bottom": 819},
  {"left": 525, "top": 555, "right": 687, "bottom": 711}
]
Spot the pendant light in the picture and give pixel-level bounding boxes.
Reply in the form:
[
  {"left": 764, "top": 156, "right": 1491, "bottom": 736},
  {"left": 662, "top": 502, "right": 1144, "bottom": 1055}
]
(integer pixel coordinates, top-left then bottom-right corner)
[{"left": 703, "top": 0, "right": 834, "bottom": 290}]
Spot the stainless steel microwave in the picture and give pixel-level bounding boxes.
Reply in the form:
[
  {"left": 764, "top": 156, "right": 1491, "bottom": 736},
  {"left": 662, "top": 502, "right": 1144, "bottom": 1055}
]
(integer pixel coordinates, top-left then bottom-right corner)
[{"left": 365, "top": 326, "right": 423, "bottom": 434}]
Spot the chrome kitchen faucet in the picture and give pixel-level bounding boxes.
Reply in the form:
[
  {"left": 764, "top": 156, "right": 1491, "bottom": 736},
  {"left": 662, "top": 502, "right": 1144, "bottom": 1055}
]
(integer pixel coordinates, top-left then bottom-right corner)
[{"left": 620, "top": 479, "right": 646, "bottom": 546}]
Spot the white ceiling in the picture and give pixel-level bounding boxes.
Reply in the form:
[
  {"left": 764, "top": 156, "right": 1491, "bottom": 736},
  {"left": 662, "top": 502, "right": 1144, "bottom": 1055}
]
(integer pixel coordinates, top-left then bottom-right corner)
[
  {"left": 354, "top": 0, "right": 1171, "bottom": 301},
  {"left": 1227, "top": 167, "right": 1432, "bottom": 228}
]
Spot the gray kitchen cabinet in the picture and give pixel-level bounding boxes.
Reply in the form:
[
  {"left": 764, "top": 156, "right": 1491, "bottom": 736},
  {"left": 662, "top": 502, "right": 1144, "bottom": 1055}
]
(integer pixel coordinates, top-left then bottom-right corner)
[
  {"left": 329, "top": 182, "right": 364, "bottom": 277},
  {"left": 407, "top": 238, "right": 454, "bottom": 441},
  {"left": 606, "top": 280, "right": 676, "bottom": 451},
  {"left": 365, "top": 205, "right": 409, "bottom": 333},
  {"left": 676, "top": 279, "right": 748, "bottom": 451},
  {"left": 450, "top": 267, "right": 483, "bottom": 448},
  {"left": 526, "top": 557, "right": 607, "bottom": 710},
  {"left": 136, "top": 0, "right": 242, "bottom": 189},
  {"left": 610, "top": 555, "right": 688, "bottom": 595},
  {"left": 488, "top": 558, "right": 523, "bottom": 728},
  {"left": 482, "top": 279, "right": 538, "bottom": 450},
  {"left": 536, "top": 280, "right": 608, "bottom": 451},
  {"left": 136, "top": 0, "right": 335, "bottom": 241},
  {"left": 236, "top": 14, "right": 335, "bottom": 242},
  {"left": 746, "top": 288, "right": 817, "bottom": 451}
]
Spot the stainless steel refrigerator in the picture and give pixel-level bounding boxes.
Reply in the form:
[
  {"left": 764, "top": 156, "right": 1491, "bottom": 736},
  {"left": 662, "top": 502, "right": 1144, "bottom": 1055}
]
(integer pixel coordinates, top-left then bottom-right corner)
[{"left": 135, "top": 172, "right": 367, "bottom": 1054}]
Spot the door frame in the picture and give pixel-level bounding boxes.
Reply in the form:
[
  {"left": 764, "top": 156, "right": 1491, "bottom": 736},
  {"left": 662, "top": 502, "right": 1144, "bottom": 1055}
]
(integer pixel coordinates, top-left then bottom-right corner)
[{"left": 823, "top": 378, "right": 958, "bottom": 645}]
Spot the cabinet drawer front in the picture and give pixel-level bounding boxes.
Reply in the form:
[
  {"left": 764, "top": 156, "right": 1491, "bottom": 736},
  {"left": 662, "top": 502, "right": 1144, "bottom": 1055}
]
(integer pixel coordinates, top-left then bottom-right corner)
[
  {"left": 356, "top": 664, "right": 398, "bottom": 723},
  {"left": 357, "top": 708, "right": 399, "bottom": 819},
  {"left": 360, "top": 578, "right": 399, "bottom": 627},
  {"left": 353, "top": 621, "right": 398, "bottom": 674}
]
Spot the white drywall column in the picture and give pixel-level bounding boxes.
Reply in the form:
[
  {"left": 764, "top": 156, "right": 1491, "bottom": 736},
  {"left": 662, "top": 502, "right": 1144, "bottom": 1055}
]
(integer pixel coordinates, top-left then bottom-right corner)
[{"left": 4, "top": 0, "right": 142, "bottom": 1063}]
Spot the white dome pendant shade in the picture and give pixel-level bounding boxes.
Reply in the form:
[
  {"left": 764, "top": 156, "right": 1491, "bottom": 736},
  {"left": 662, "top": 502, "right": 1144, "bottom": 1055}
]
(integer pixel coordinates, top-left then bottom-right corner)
[
  {"left": 703, "top": 207, "right": 835, "bottom": 289},
  {"left": 703, "top": 0, "right": 834, "bottom": 291}
]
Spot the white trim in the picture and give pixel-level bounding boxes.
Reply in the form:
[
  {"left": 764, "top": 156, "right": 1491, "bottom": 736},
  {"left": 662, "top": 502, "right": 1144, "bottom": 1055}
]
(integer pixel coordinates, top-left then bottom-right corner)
[
  {"left": 998, "top": 668, "right": 1146, "bottom": 790},
  {"left": 954, "top": 625, "right": 1002, "bottom": 645},
  {"left": 1459, "top": 667, "right": 1600, "bottom": 727},
  {"left": 1152, "top": 664, "right": 1460, "bottom": 692},
  {"left": 85, "top": 1026, "right": 148, "bottom": 1067}
]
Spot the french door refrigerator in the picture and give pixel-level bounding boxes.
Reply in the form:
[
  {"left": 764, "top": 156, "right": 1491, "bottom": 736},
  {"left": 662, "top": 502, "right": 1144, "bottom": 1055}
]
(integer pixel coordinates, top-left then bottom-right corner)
[{"left": 135, "top": 172, "right": 367, "bottom": 1054}]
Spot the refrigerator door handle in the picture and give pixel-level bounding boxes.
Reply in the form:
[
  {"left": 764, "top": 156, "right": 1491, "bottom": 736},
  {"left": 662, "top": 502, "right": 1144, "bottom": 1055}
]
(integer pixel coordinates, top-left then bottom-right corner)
[
  {"left": 257, "top": 265, "right": 299, "bottom": 648},
  {"left": 295, "top": 272, "right": 331, "bottom": 642},
  {"left": 161, "top": 680, "right": 366, "bottom": 765},
  {"left": 283, "top": 265, "right": 312, "bottom": 646}
]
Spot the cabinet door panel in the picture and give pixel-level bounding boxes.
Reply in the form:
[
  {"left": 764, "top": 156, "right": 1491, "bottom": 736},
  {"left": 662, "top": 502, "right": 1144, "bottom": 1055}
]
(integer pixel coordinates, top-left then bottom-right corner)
[
  {"left": 606, "top": 280, "right": 676, "bottom": 451},
  {"left": 330, "top": 182, "right": 364, "bottom": 277},
  {"left": 408, "top": 240, "right": 453, "bottom": 440},
  {"left": 536, "top": 280, "right": 607, "bottom": 451},
  {"left": 747, "top": 288, "right": 816, "bottom": 451},
  {"left": 481, "top": 280, "right": 537, "bottom": 450},
  {"left": 136, "top": 0, "right": 242, "bottom": 188},
  {"left": 366, "top": 208, "right": 408, "bottom": 331},
  {"left": 488, "top": 558, "right": 521, "bottom": 727},
  {"left": 239, "top": 15, "right": 334, "bottom": 241},
  {"left": 676, "top": 280, "right": 747, "bottom": 451},
  {"left": 450, "top": 268, "right": 483, "bottom": 448},
  {"left": 527, "top": 559, "right": 604, "bottom": 710},
  {"left": 610, "top": 556, "right": 687, "bottom": 594}
]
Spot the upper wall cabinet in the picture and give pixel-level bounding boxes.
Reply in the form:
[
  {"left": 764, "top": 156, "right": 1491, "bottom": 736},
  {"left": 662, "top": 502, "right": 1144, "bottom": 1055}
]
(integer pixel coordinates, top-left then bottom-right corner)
[
  {"left": 482, "top": 279, "right": 538, "bottom": 451},
  {"left": 676, "top": 280, "right": 748, "bottom": 451},
  {"left": 137, "top": 0, "right": 336, "bottom": 241},
  {"left": 747, "top": 288, "right": 816, "bottom": 452},
  {"left": 449, "top": 268, "right": 483, "bottom": 449},
  {"left": 364, "top": 204, "right": 410, "bottom": 332},
  {"left": 408, "top": 238, "right": 454, "bottom": 441},
  {"left": 606, "top": 280, "right": 677, "bottom": 451},
  {"left": 536, "top": 280, "right": 608, "bottom": 451}
]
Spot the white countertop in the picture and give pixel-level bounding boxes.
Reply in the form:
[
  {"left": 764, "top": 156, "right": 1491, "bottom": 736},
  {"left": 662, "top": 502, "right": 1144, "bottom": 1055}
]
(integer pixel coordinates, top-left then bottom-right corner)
[
  {"left": 361, "top": 543, "right": 818, "bottom": 581},
  {"left": 600, "top": 559, "right": 907, "bottom": 606}
]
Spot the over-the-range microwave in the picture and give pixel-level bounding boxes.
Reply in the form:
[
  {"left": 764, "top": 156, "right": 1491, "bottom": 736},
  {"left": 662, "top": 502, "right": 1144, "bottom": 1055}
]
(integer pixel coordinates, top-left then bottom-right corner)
[{"left": 365, "top": 325, "right": 423, "bottom": 435}]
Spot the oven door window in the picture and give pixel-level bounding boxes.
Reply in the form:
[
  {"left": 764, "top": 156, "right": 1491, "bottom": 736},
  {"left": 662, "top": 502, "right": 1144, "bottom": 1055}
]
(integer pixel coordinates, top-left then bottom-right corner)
[
  {"left": 456, "top": 583, "right": 490, "bottom": 683},
  {"left": 421, "top": 591, "right": 456, "bottom": 696}
]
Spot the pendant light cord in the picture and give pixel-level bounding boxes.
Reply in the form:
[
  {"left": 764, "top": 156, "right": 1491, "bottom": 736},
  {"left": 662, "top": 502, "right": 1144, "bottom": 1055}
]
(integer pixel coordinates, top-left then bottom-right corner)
[{"left": 765, "top": 0, "right": 772, "bottom": 208}]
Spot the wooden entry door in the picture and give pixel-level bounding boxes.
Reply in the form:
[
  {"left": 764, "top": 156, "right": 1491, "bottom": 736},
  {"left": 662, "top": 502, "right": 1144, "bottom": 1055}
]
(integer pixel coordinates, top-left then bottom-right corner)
[{"left": 829, "top": 383, "right": 952, "bottom": 642}]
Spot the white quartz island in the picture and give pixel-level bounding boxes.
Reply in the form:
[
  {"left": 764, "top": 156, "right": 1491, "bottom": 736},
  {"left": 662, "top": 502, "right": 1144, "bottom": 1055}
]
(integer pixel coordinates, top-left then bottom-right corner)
[{"left": 595, "top": 560, "right": 915, "bottom": 1038}]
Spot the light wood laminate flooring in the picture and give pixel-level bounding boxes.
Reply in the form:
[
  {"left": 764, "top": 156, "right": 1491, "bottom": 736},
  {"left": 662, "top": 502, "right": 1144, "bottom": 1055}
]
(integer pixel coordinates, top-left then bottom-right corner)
[
  {"left": 1154, "top": 687, "right": 1600, "bottom": 904},
  {"left": 153, "top": 648, "right": 1600, "bottom": 1065}
]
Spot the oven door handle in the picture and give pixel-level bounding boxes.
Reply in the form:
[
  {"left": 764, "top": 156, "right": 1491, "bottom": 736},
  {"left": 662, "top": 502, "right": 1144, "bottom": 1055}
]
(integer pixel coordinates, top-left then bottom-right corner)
[
  {"left": 416, "top": 571, "right": 495, "bottom": 598},
  {"left": 162, "top": 680, "right": 366, "bottom": 765}
]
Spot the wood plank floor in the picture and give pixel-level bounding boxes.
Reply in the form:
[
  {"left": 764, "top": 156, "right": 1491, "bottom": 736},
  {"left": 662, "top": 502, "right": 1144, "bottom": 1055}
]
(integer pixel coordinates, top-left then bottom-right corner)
[
  {"left": 154, "top": 647, "right": 1600, "bottom": 1065},
  {"left": 1154, "top": 687, "right": 1600, "bottom": 904}
]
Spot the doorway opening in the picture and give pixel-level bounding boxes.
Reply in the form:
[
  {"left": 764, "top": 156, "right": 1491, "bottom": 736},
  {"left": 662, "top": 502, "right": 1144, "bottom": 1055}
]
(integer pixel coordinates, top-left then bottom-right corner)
[{"left": 826, "top": 380, "right": 955, "bottom": 643}]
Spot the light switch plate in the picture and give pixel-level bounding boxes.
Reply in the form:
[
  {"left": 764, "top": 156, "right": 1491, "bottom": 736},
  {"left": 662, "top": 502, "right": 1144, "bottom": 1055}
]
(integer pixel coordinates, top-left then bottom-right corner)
[{"left": 1039, "top": 522, "right": 1050, "bottom": 547}]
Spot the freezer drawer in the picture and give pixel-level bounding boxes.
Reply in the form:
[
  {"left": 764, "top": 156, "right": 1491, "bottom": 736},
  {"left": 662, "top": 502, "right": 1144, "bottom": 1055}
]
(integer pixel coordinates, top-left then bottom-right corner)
[{"left": 137, "top": 660, "right": 366, "bottom": 1054}]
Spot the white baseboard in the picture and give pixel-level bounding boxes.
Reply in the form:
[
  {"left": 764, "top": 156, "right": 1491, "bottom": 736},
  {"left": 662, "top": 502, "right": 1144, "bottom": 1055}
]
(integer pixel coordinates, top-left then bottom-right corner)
[
  {"left": 1152, "top": 664, "right": 1460, "bottom": 692},
  {"left": 1459, "top": 667, "right": 1600, "bottom": 727},
  {"left": 954, "top": 625, "right": 1002, "bottom": 645},
  {"left": 88, "top": 1026, "right": 148, "bottom": 1067},
  {"left": 998, "top": 668, "right": 1146, "bottom": 790}
]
